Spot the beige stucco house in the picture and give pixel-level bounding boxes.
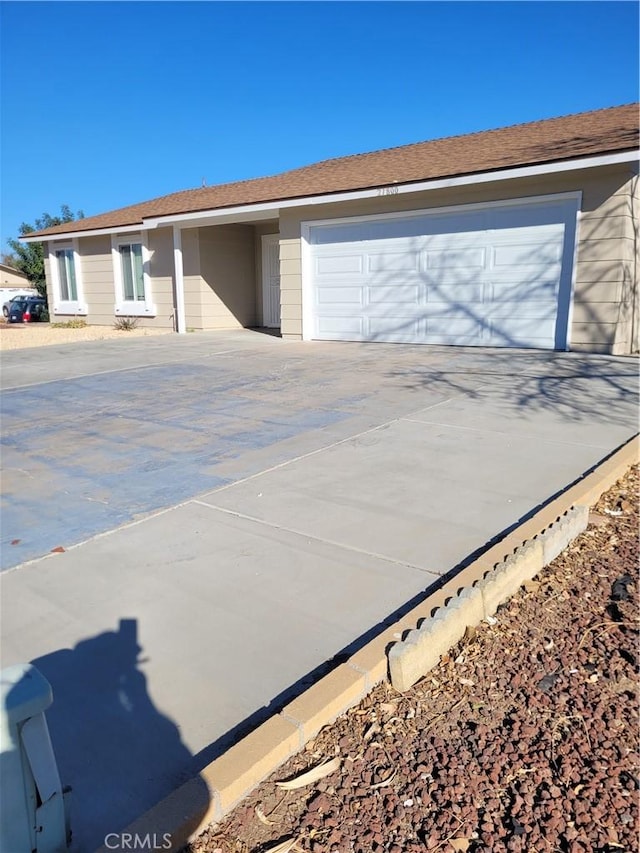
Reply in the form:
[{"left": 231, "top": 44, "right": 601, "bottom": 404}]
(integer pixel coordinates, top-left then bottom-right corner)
[{"left": 24, "top": 104, "right": 639, "bottom": 353}]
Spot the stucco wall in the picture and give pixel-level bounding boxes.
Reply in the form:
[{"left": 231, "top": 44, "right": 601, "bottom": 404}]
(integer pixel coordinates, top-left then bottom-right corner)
[
  {"left": 46, "top": 230, "right": 176, "bottom": 329},
  {"left": 146, "top": 228, "right": 180, "bottom": 329},
  {"left": 277, "top": 232, "right": 302, "bottom": 339},
  {"left": 572, "top": 166, "right": 638, "bottom": 354},
  {"left": 279, "top": 164, "right": 638, "bottom": 353},
  {"left": 73, "top": 234, "right": 115, "bottom": 325},
  {"left": 45, "top": 223, "right": 260, "bottom": 331},
  {"left": 180, "top": 228, "right": 203, "bottom": 330},
  {"left": 198, "top": 224, "right": 257, "bottom": 329}
]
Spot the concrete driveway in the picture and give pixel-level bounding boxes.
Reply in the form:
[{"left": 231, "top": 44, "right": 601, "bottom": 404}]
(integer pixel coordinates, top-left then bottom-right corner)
[{"left": 1, "top": 331, "right": 637, "bottom": 850}]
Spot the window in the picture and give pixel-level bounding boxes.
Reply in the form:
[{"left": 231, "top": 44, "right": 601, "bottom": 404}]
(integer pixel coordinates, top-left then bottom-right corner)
[
  {"left": 120, "top": 243, "right": 145, "bottom": 301},
  {"left": 112, "top": 234, "right": 156, "bottom": 316},
  {"left": 49, "top": 241, "right": 87, "bottom": 314},
  {"left": 56, "top": 249, "right": 78, "bottom": 301}
]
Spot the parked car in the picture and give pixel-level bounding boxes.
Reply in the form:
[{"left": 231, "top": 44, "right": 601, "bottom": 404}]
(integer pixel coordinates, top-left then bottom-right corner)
[
  {"left": 7, "top": 296, "right": 47, "bottom": 323},
  {"left": 2, "top": 291, "right": 39, "bottom": 317}
]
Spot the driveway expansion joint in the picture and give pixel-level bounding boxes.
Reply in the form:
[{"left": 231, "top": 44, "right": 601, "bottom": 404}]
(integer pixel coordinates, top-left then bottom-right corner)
[
  {"left": 203, "top": 397, "right": 454, "bottom": 498},
  {"left": 192, "top": 498, "right": 443, "bottom": 576},
  {"left": 400, "top": 417, "right": 617, "bottom": 450}
]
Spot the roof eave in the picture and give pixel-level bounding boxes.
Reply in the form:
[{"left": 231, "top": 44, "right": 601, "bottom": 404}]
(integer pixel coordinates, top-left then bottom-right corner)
[{"left": 22, "top": 148, "right": 639, "bottom": 243}]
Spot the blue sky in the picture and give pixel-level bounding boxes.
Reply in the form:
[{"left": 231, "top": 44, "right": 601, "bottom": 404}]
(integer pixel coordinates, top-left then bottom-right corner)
[{"left": 1, "top": 1, "right": 637, "bottom": 251}]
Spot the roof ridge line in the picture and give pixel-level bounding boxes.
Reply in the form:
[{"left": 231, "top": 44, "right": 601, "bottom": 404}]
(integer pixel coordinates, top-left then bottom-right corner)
[{"left": 287, "top": 102, "right": 640, "bottom": 171}]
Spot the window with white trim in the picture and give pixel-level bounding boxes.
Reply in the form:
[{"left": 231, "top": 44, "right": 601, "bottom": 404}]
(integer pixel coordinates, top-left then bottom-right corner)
[
  {"left": 49, "top": 241, "right": 87, "bottom": 314},
  {"left": 112, "top": 234, "right": 156, "bottom": 316},
  {"left": 56, "top": 249, "right": 78, "bottom": 300},
  {"left": 120, "top": 242, "right": 145, "bottom": 301}
]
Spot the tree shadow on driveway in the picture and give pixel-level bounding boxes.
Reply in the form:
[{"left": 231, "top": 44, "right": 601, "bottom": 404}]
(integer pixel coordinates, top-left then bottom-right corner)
[{"left": 386, "top": 349, "right": 639, "bottom": 424}]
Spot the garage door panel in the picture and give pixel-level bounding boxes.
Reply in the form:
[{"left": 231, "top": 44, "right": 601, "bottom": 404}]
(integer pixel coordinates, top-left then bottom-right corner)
[
  {"left": 369, "top": 317, "right": 421, "bottom": 337},
  {"left": 423, "top": 268, "right": 486, "bottom": 287},
  {"left": 426, "top": 283, "right": 484, "bottom": 303},
  {"left": 489, "top": 318, "right": 556, "bottom": 347},
  {"left": 420, "top": 231, "right": 487, "bottom": 251},
  {"left": 421, "top": 212, "right": 488, "bottom": 235},
  {"left": 421, "top": 333, "right": 484, "bottom": 346},
  {"left": 426, "top": 317, "right": 486, "bottom": 337},
  {"left": 423, "top": 303, "right": 487, "bottom": 321},
  {"left": 368, "top": 285, "right": 420, "bottom": 304},
  {"left": 365, "top": 213, "right": 483, "bottom": 241},
  {"left": 492, "top": 242, "right": 563, "bottom": 268},
  {"left": 367, "top": 252, "right": 419, "bottom": 272},
  {"left": 307, "top": 199, "right": 573, "bottom": 349},
  {"left": 366, "top": 278, "right": 424, "bottom": 295},
  {"left": 425, "top": 248, "right": 486, "bottom": 270},
  {"left": 490, "top": 301, "right": 558, "bottom": 320},
  {"left": 316, "top": 287, "right": 363, "bottom": 305},
  {"left": 317, "top": 316, "right": 363, "bottom": 336},
  {"left": 489, "top": 260, "right": 562, "bottom": 277},
  {"left": 489, "top": 280, "right": 559, "bottom": 302},
  {"left": 315, "top": 255, "right": 363, "bottom": 275}
]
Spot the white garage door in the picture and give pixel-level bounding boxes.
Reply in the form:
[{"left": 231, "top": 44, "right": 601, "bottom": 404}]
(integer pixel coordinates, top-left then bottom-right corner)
[{"left": 305, "top": 198, "right": 577, "bottom": 349}]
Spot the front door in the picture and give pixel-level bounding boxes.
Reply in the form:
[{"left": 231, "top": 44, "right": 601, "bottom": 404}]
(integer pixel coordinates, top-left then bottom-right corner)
[{"left": 261, "top": 234, "right": 281, "bottom": 328}]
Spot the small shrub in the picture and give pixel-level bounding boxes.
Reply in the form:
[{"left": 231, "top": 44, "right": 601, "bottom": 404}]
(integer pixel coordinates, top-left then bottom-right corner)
[
  {"left": 40, "top": 309, "right": 50, "bottom": 323},
  {"left": 113, "top": 316, "right": 140, "bottom": 331},
  {"left": 52, "top": 318, "right": 87, "bottom": 328}
]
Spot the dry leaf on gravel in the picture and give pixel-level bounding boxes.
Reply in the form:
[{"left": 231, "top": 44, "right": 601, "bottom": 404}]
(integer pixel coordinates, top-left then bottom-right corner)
[
  {"left": 363, "top": 722, "right": 380, "bottom": 740},
  {"left": 449, "top": 839, "right": 472, "bottom": 852},
  {"left": 275, "top": 757, "right": 341, "bottom": 790},
  {"left": 463, "top": 625, "right": 477, "bottom": 642},
  {"left": 369, "top": 766, "right": 397, "bottom": 789},
  {"left": 254, "top": 805, "right": 275, "bottom": 826}
]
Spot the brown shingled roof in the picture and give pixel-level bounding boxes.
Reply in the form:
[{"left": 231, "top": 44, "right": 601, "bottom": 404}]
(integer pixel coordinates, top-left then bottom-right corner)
[{"left": 32, "top": 103, "right": 639, "bottom": 238}]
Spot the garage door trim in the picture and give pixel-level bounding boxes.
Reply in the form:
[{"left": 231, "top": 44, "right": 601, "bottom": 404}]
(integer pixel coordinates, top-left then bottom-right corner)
[{"left": 301, "top": 191, "right": 581, "bottom": 349}]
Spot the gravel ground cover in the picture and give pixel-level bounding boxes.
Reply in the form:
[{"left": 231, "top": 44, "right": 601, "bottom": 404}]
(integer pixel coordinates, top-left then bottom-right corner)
[
  {"left": 189, "top": 465, "right": 639, "bottom": 853},
  {"left": 0, "top": 321, "right": 171, "bottom": 351}
]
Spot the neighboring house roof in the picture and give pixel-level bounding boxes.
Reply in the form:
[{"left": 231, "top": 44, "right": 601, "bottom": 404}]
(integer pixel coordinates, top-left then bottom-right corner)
[
  {"left": 0, "top": 263, "right": 28, "bottom": 280},
  {"left": 30, "top": 103, "right": 639, "bottom": 239}
]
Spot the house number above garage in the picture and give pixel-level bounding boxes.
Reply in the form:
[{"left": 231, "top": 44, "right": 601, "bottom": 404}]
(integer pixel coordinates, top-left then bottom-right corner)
[{"left": 377, "top": 186, "right": 399, "bottom": 195}]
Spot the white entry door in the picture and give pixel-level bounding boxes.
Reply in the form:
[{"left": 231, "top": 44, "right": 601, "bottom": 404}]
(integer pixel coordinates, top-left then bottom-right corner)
[
  {"left": 305, "top": 197, "right": 578, "bottom": 350},
  {"left": 262, "top": 235, "right": 281, "bottom": 328}
]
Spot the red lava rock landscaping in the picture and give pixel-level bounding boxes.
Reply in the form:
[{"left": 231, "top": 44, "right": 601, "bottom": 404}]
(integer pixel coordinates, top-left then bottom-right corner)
[{"left": 188, "top": 465, "right": 639, "bottom": 853}]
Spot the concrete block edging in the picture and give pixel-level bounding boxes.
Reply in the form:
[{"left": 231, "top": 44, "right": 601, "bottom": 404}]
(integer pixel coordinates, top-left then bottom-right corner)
[
  {"left": 388, "top": 503, "right": 590, "bottom": 693},
  {"left": 107, "top": 436, "right": 638, "bottom": 852}
]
